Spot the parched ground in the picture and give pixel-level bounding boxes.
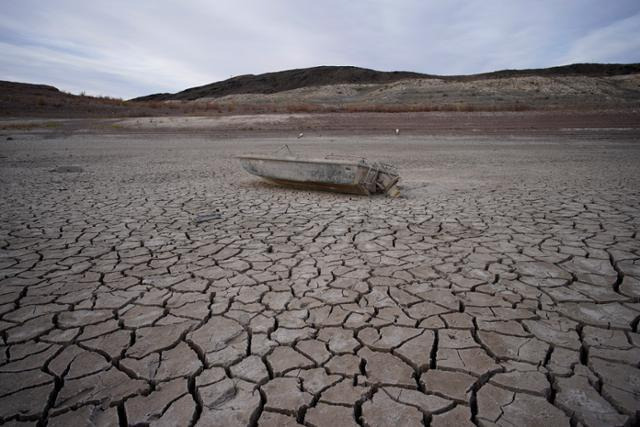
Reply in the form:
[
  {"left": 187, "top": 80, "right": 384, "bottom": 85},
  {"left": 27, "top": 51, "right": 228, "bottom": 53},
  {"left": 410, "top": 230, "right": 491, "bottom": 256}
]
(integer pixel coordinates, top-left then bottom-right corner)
[{"left": 0, "top": 116, "right": 639, "bottom": 426}]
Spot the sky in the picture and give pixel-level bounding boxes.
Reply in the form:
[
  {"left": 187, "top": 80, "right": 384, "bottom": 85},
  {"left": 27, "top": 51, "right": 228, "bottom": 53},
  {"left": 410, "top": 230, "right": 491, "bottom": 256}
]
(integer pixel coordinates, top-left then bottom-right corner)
[{"left": 1, "top": 0, "right": 639, "bottom": 99}]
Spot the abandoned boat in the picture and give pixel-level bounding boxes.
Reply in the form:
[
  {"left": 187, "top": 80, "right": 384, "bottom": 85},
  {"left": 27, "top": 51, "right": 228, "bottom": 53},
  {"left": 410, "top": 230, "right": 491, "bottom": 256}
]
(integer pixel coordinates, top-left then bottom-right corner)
[{"left": 236, "top": 151, "right": 400, "bottom": 196}]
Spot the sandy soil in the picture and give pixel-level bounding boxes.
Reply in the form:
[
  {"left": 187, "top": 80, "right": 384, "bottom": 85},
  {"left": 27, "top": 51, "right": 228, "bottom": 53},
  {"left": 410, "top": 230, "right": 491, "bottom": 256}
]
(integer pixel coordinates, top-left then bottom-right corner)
[{"left": 3, "top": 110, "right": 640, "bottom": 139}]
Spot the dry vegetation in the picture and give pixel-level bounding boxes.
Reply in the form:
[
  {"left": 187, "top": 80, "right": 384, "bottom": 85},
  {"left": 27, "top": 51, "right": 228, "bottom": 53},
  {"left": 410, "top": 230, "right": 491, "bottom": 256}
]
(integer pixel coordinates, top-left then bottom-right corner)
[
  {"left": 2, "top": 64, "right": 640, "bottom": 118},
  {"left": 131, "top": 72, "right": 640, "bottom": 115},
  {"left": 191, "top": 73, "right": 640, "bottom": 113}
]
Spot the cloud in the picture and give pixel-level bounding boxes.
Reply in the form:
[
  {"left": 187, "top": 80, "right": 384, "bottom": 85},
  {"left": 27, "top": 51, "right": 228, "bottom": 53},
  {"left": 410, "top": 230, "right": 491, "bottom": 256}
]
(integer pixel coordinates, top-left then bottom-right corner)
[
  {"left": 563, "top": 12, "right": 640, "bottom": 64},
  {"left": 0, "top": 0, "right": 638, "bottom": 98}
]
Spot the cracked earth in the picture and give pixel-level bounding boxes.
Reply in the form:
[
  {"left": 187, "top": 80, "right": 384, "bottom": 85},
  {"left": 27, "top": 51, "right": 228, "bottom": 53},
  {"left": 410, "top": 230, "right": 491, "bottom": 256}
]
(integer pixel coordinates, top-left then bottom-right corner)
[{"left": 1, "top": 132, "right": 639, "bottom": 426}]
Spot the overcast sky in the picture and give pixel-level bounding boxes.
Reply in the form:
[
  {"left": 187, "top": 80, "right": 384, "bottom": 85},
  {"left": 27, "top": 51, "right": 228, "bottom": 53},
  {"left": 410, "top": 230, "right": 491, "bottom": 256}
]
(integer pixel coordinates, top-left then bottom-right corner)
[{"left": 1, "top": 0, "right": 639, "bottom": 99}]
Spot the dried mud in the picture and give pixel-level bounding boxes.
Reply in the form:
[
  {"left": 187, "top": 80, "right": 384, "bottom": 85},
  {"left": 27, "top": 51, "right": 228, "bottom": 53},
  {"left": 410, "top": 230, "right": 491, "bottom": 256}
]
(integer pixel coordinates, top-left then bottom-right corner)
[{"left": 0, "top": 115, "right": 639, "bottom": 426}]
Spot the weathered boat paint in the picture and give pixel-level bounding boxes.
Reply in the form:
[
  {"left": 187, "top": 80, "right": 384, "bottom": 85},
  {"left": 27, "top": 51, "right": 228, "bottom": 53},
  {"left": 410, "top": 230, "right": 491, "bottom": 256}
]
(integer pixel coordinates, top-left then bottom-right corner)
[{"left": 236, "top": 154, "right": 400, "bottom": 196}]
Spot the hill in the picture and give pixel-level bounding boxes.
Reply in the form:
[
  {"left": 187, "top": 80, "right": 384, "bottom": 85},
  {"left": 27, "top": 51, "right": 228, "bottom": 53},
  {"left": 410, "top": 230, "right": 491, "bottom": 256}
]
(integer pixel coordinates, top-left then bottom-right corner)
[
  {"left": 0, "top": 80, "right": 176, "bottom": 118},
  {"left": 132, "top": 63, "right": 640, "bottom": 102},
  {"left": 132, "top": 66, "right": 431, "bottom": 101},
  {"left": 2, "top": 63, "right": 639, "bottom": 117}
]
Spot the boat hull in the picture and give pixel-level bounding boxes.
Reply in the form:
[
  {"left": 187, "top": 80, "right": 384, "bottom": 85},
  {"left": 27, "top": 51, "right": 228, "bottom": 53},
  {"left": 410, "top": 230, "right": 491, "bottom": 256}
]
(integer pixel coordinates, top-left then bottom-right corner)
[
  {"left": 260, "top": 176, "right": 371, "bottom": 195},
  {"left": 237, "top": 155, "right": 399, "bottom": 196}
]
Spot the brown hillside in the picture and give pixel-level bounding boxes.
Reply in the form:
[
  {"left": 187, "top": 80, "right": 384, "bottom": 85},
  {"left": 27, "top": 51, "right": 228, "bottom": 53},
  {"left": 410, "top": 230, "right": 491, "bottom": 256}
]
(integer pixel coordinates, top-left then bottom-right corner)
[{"left": 132, "top": 63, "right": 640, "bottom": 101}]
